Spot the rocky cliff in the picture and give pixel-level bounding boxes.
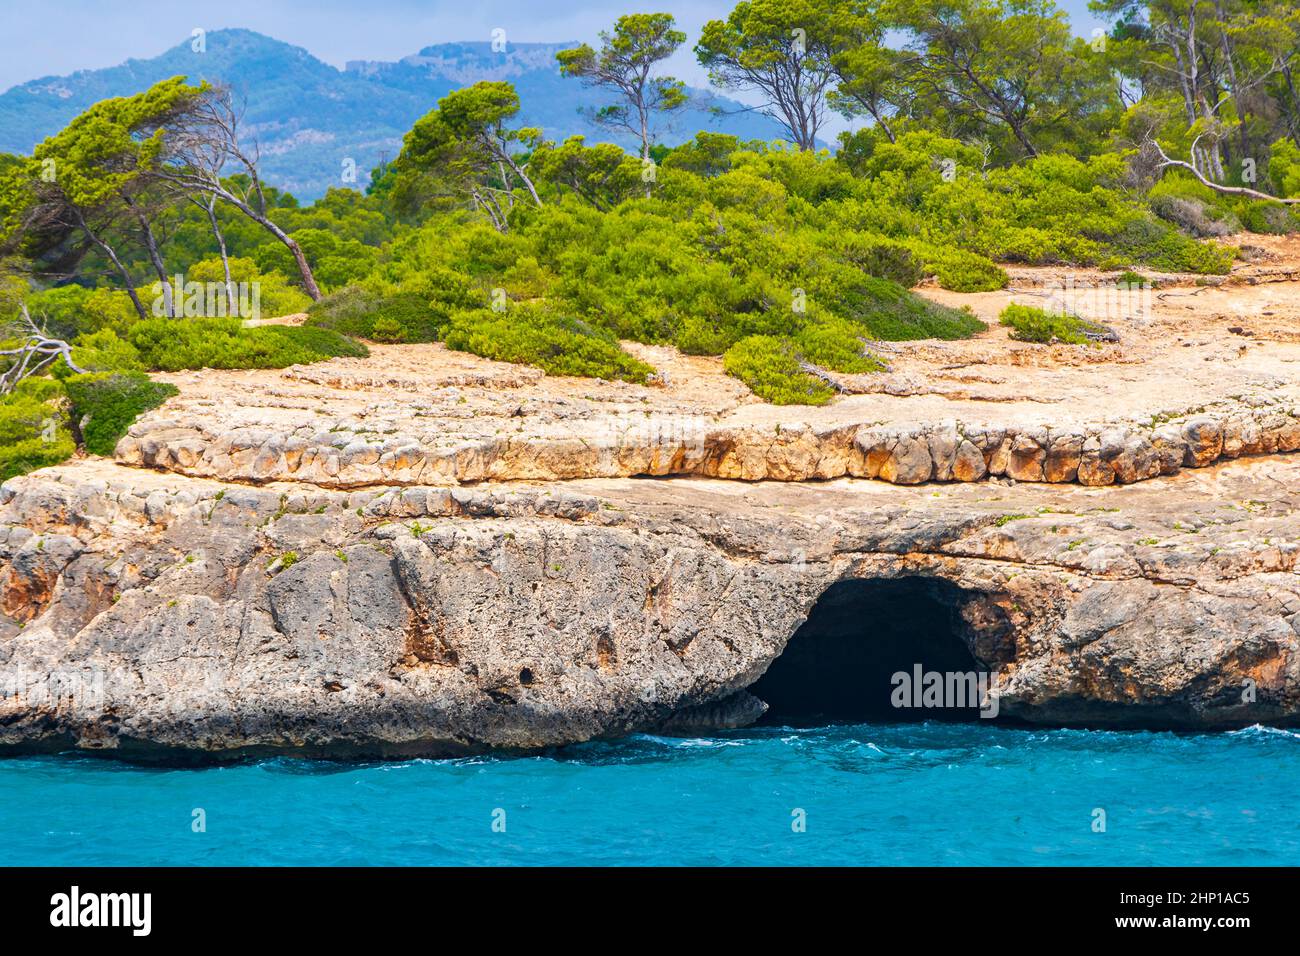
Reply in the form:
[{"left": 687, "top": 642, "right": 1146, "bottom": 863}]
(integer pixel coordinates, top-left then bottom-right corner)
[{"left": 3, "top": 454, "right": 1297, "bottom": 759}]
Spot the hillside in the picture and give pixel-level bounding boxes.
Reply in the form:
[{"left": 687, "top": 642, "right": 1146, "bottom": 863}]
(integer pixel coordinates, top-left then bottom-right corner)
[{"left": 0, "top": 28, "right": 788, "bottom": 200}]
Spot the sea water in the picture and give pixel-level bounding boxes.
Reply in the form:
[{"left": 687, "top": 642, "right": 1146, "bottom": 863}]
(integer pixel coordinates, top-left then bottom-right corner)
[{"left": 1, "top": 722, "right": 1296, "bottom": 866}]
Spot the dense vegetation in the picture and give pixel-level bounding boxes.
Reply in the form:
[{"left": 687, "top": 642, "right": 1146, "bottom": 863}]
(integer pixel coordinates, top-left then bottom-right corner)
[{"left": 1, "top": 0, "right": 1298, "bottom": 479}]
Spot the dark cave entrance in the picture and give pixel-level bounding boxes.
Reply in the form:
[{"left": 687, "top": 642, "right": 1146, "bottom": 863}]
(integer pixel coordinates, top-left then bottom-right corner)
[{"left": 751, "top": 577, "right": 988, "bottom": 725}]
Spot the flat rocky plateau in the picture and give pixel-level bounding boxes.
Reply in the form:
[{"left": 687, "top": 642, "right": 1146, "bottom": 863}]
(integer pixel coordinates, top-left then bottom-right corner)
[{"left": 4, "top": 234, "right": 1300, "bottom": 758}]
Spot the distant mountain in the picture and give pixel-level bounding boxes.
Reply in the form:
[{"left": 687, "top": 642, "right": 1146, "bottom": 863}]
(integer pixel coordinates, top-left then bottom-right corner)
[{"left": 0, "top": 29, "right": 788, "bottom": 200}]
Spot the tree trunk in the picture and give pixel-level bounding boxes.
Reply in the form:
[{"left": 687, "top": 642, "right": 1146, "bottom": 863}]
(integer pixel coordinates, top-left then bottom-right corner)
[
  {"left": 1282, "top": 65, "right": 1300, "bottom": 149},
  {"left": 129, "top": 202, "right": 175, "bottom": 317},
  {"left": 76, "top": 215, "right": 148, "bottom": 321},
  {"left": 204, "top": 197, "right": 236, "bottom": 315},
  {"left": 640, "top": 99, "right": 653, "bottom": 199},
  {"left": 501, "top": 152, "right": 543, "bottom": 209},
  {"left": 201, "top": 183, "right": 322, "bottom": 300}
]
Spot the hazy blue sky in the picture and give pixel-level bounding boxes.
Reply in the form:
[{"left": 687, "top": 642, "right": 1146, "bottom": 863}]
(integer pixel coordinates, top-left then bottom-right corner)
[{"left": 0, "top": 0, "right": 1109, "bottom": 93}]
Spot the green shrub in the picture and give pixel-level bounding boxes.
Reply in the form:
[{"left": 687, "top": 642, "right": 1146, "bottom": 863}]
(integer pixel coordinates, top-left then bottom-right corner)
[
  {"left": 999, "top": 303, "right": 1114, "bottom": 344},
  {"left": 1106, "top": 217, "right": 1235, "bottom": 274},
  {"left": 1149, "top": 194, "right": 1240, "bottom": 237},
  {"left": 305, "top": 286, "right": 451, "bottom": 343},
  {"left": 723, "top": 335, "right": 834, "bottom": 405},
  {"left": 185, "top": 256, "right": 313, "bottom": 317},
  {"left": 65, "top": 329, "right": 144, "bottom": 374},
  {"left": 834, "top": 276, "right": 986, "bottom": 340},
  {"left": 8, "top": 286, "right": 141, "bottom": 340},
  {"left": 126, "top": 318, "right": 368, "bottom": 371},
  {"left": 1148, "top": 177, "right": 1240, "bottom": 237},
  {"left": 1269, "top": 138, "right": 1300, "bottom": 198},
  {"left": 0, "top": 379, "right": 74, "bottom": 480},
  {"left": 62, "top": 372, "right": 179, "bottom": 456},
  {"left": 443, "top": 305, "right": 654, "bottom": 382},
  {"left": 1240, "top": 201, "right": 1297, "bottom": 235},
  {"left": 909, "top": 245, "right": 1009, "bottom": 292},
  {"left": 793, "top": 319, "right": 887, "bottom": 374},
  {"left": 836, "top": 236, "right": 925, "bottom": 287}
]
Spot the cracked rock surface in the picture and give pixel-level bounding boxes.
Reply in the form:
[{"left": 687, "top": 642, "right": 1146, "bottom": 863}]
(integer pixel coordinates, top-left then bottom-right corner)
[{"left": 3, "top": 456, "right": 1299, "bottom": 758}]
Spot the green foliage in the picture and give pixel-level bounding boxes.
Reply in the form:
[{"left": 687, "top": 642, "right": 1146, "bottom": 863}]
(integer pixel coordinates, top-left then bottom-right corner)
[
  {"left": 918, "top": 246, "right": 1009, "bottom": 292},
  {"left": 1148, "top": 176, "right": 1240, "bottom": 237},
  {"left": 124, "top": 318, "right": 368, "bottom": 371},
  {"left": 186, "top": 256, "right": 313, "bottom": 316},
  {"left": 305, "top": 286, "right": 451, "bottom": 343},
  {"left": 1107, "top": 217, "right": 1235, "bottom": 274},
  {"left": 443, "top": 305, "right": 654, "bottom": 382},
  {"left": 14, "top": 286, "right": 139, "bottom": 340},
  {"left": 0, "top": 378, "right": 74, "bottom": 480},
  {"left": 999, "top": 303, "right": 1110, "bottom": 344},
  {"left": 1240, "top": 201, "right": 1298, "bottom": 236},
  {"left": 27, "top": 76, "right": 207, "bottom": 208},
  {"left": 61, "top": 371, "right": 178, "bottom": 455},
  {"left": 723, "top": 335, "right": 834, "bottom": 406},
  {"left": 1270, "top": 138, "right": 1300, "bottom": 199},
  {"left": 835, "top": 236, "right": 924, "bottom": 287},
  {"left": 793, "top": 318, "right": 887, "bottom": 374},
  {"left": 66, "top": 328, "right": 144, "bottom": 373},
  {"left": 831, "top": 275, "right": 986, "bottom": 339}
]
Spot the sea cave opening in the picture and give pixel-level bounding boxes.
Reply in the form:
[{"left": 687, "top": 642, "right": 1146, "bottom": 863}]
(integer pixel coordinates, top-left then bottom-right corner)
[{"left": 751, "top": 577, "right": 988, "bottom": 725}]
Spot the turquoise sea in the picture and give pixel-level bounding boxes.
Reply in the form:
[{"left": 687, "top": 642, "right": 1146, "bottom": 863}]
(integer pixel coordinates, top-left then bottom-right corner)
[{"left": 2, "top": 722, "right": 1296, "bottom": 866}]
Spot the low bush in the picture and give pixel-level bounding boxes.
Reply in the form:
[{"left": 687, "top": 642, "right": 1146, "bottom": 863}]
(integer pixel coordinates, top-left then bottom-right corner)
[
  {"left": 793, "top": 318, "right": 887, "bottom": 374},
  {"left": 443, "top": 305, "right": 654, "bottom": 382},
  {"left": 998, "top": 303, "right": 1114, "bottom": 344},
  {"left": 65, "top": 329, "right": 144, "bottom": 374},
  {"left": 305, "top": 286, "right": 451, "bottom": 343},
  {"left": 125, "top": 318, "right": 368, "bottom": 371},
  {"left": 0, "top": 378, "right": 74, "bottom": 481},
  {"left": 722, "top": 335, "right": 835, "bottom": 405},
  {"left": 1105, "top": 217, "right": 1235, "bottom": 274},
  {"left": 834, "top": 276, "right": 986, "bottom": 340},
  {"left": 909, "top": 245, "right": 1009, "bottom": 292},
  {"left": 836, "top": 236, "right": 925, "bottom": 287},
  {"left": 62, "top": 372, "right": 179, "bottom": 455},
  {"left": 1149, "top": 194, "right": 1239, "bottom": 238},
  {"left": 1240, "top": 201, "right": 1297, "bottom": 235}
]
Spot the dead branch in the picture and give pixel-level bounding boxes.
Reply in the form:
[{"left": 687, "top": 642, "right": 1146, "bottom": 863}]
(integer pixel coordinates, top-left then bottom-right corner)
[
  {"left": 1146, "top": 138, "right": 1300, "bottom": 205},
  {"left": 0, "top": 303, "right": 87, "bottom": 395}
]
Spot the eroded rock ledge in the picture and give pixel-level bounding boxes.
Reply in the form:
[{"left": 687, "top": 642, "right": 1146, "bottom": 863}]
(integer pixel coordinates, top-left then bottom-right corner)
[
  {"left": 117, "top": 398, "right": 1300, "bottom": 487},
  {"left": 2, "top": 457, "right": 1298, "bottom": 759}
]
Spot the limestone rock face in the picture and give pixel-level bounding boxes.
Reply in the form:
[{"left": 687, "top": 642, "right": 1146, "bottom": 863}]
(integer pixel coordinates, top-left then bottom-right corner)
[
  {"left": 116, "top": 397, "right": 1300, "bottom": 490},
  {"left": 3, "top": 457, "right": 1299, "bottom": 759}
]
